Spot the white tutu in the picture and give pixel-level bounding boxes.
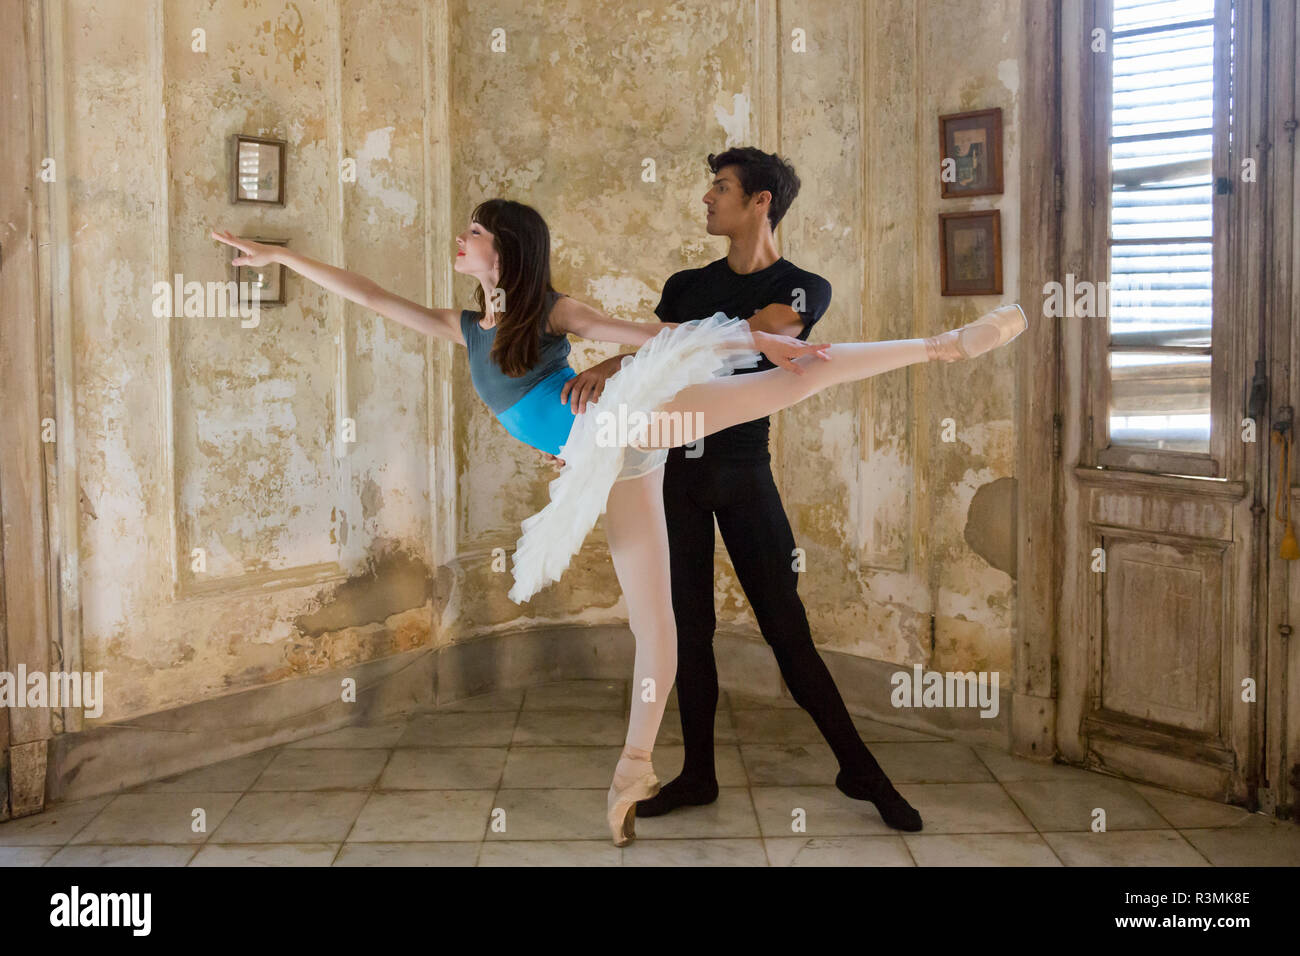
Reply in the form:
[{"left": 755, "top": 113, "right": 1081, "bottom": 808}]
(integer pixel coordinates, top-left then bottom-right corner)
[{"left": 507, "top": 312, "right": 762, "bottom": 603}]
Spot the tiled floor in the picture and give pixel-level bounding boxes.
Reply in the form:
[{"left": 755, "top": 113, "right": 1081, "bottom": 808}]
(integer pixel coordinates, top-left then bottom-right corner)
[{"left": 1, "top": 679, "right": 1296, "bottom": 866}]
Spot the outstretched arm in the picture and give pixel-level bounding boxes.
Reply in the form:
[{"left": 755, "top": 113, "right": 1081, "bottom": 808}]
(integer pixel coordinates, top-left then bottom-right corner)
[
  {"left": 548, "top": 295, "right": 678, "bottom": 345},
  {"left": 551, "top": 294, "right": 826, "bottom": 372},
  {"left": 211, "top": 230, "right": 464, "bottom": 345}
]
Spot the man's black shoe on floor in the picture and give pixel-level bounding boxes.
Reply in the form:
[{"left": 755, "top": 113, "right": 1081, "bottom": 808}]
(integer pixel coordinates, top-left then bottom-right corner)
[
  {"left": 635, "top": 774, "right": 719, "bottom": 817},
  {"left": 835, "top": 769, "right": 923, "bottom": 831}
]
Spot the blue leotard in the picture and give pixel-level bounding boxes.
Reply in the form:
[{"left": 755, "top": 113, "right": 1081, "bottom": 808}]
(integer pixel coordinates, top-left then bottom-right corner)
[{"left": 460, "top": 292, "right": 579, "bottom": 456}]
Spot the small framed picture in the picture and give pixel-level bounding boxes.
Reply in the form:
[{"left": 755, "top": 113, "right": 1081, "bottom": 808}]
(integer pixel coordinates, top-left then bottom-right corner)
[
  {"left": 938, "top": 107, "right": 1003, "bottom": 198},
  {"left": 230, "top": 134, "right": 286, "bottom": 205},
  {"left": 229, "top": 236, "right": 288, "bottom": 306},
  {"left": 939, "top": 210, "right": 1001, "bottom": 296}
]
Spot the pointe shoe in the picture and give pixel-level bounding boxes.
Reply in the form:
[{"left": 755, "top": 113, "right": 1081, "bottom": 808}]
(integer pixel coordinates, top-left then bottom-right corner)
[
  {"left": 607, "top": 762, "right": 661, "bottom": 847},
  {"left": 924, "top": 303, "right": 1028, "bottom": 363}
]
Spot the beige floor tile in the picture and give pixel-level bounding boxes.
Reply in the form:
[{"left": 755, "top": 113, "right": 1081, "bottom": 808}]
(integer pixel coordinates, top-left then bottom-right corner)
[
  {"left": 0, "top": 796, "right": 114, "bottom": 847},
  {"left": 1129, "top": 783, "right": 1275, "bottom": 829},
  {"left": 763, "top": 835, "right": 914, "bottom": 866},
  {"left": 435, "top": 689, "right": 525, "bottom": 712},
  {"left": 478, "top": 840, "right": 622, "bottom": 866},
  {"left": 45, "top": 845, "right": 198, "bottom": 866},
  {"left": 663, "top": 688, "right": 731, "bottom": 712},
  {"left": 502, "top": 746, "right": 624, "bottom": 788},
  {"left": 0, "top": 846, "right": 60, "bottom": 865},
  {"left": 866, "top": 742, "right": 996, "bottom": 784},
  {"left": 379, "top": 747, "right": 506, "bottom": 790},
  {"left": 522, "top": 680, "right": 626, "bottom": 711},
  {"left": 208, "top": 791, "right": 368, "bottom": 843},
  {"left": 71, "top": 792, "right": 242, "bottom": 845},
  {"left": 1004, "top": 778, "right": 1169, "bottom": 831},
  {"left": 731, "top": 709, "right": 827, "bottom": 743},
  {"left": 622, "top": 838, "right": 769, "bottom": 866},
  {"left": 30, "top": 681, "right": 1274, "bottom": 868},
  {"left": 189, "top": 843, "right": 340, "bottom": 866},
  {"left": 1178, "top": 824, "right": 1300, "bottom": 865},
  {"left": 627, "top": 787, "right": 761, "bottom": 840},
  {"left": 483, "top": 788, "right": 612, "bottom": 841},
  {"left": 647, "top": 744, "right": 748, "bottom": 787},
  {"left": 652, "top": 709, "right": 736, "bottom": 745},
  {"left": 751, "top": 785, "right": 898, "bottom": 837},
  {"left": 252, "top": 748, "right": 390, "bottom": 791},
  {"left": 130, "top": 749, "right": 280, "bottom": 793},
  {"left": 333, "top": 842, "right": 481, "bottom": 866},
  {"left": 512, "top": 710, "right": 628, "bottom": 746},
  {"left": 971, "top": 745, "right": 1105, "bottom": 783},
  {"left": 850, "top": 716, "right": 951, "bottom": 743},
  {"left": 904, "top": 833, "right": 1062, "bottom": 866},
  {"left": 1043, "top": 830, "right": 1211, "bottom": 866},
  {"left": 729, "top": 692, "right": 800, "bottom": 710},
  {"left": 44, "top": 842, "right": 196, "bottom": 868},
  {"left": 886, "top": 783, "right": 1037, "bottom": 834},
  {"left": 285, "top": 721, "right": 407, "bottom": 749},
  {"left": 742, "top": 740, "right": 992, "bottom": 786},
  {"left": 397, "top": 711, "right": 517, "bottom": 747},
  {"left": 740, "top": 742, "right": 839, "bottom": 785},
  {"left": 347, "top": 790, "right": 496, "bottom": 842}
]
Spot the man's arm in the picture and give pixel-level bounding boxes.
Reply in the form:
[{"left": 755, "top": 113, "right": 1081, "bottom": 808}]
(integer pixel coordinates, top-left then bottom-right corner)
[
  {"left": 748, "top": 273, "right": 833, "bottom": 338},
  {"left": 745, "top": 302, "right": 805, "bottom": 338},
  {"left": 559, "top": 354, "right": 625, "bottom": 413}
]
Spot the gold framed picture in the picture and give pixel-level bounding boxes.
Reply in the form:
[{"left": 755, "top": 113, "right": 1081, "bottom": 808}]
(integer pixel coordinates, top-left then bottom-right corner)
[{"left": 939, "top": 210, "right": 1001, "bottom": 296}]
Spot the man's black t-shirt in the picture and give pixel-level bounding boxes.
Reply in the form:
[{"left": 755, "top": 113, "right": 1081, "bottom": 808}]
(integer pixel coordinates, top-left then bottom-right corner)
[{"left": 654, "top": 256, "right": 832, "bottom": 461}]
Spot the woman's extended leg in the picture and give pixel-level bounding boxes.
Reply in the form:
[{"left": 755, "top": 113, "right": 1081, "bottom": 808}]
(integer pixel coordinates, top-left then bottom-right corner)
[
  {"left": 636, "top": 338, "right": 930, "bottom": 448},
  {"left": 634, "top": 307, "right": 1024, "bottom": 449},
  {"left": 602, "top": 464, "right": 676, "bottom": 792}
]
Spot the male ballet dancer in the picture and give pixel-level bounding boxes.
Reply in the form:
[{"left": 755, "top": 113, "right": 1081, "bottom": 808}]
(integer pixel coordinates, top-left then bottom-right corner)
[{"left": 561, "top": 147, "right": 922, "bottom": 831}]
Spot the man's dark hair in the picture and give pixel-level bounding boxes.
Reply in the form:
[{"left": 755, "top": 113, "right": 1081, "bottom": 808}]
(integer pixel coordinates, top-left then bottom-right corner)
[{"left": 707, "top": 147, "right": 801, "bottom": 231}]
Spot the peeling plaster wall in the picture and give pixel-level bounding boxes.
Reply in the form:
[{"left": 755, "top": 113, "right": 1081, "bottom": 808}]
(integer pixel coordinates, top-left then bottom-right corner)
[
  {"left": 770, "top": 0, "right": 1022, "bottom": 678},
  {"left": 67, "top": 0, "right": 438, "bottom": 722},
  {"left": 61, "top": 0, "right": 1022, "bottom": 725},
  {"left": 449, "top": 0, "right": 1023, "bottom": 685},
  {"left": 446, "top": 0, "right": 756, "bottom": 629}
]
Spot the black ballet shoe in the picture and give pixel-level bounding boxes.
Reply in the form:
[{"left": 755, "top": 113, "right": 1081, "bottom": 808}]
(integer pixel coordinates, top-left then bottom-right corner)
[
  {"left": 634, "top": 773, "right": 719, "bottom": 817},
  {"left": 836, "top": 769, "right": 923, "bottom": 831}
]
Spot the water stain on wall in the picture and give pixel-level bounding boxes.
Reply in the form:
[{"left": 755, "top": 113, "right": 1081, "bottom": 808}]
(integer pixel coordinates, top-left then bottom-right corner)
[
  {"left": 295, "top": 545, "right": 434, "bottom": 637},
  {"left": 963, "top": 477, "right": 1018, "bottom": 577}
]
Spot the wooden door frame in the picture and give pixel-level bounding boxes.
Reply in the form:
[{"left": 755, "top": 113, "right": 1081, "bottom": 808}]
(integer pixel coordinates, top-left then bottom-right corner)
[
  {"left": 1012, "top": 0, "right": 1064, "bottom": 764},
  {"left": 1030, "top": 0, "right": 1295, "bottom": 812},
  {"left": 1264, "top": 0, "right": 1299, "bottom": 819},
  {"left": 0, "top": 0, "right": 58, "bottom": 820}
]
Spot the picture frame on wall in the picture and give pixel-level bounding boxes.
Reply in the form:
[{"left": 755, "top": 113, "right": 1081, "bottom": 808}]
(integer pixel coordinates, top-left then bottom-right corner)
[
  {"left": 228, "top": 236, "right": 288, "bottom": 306},
  {"left": 938, "top": 107, "right": 1003, "bottom": 198},
  {"left": 230, "top": 134, "right": 286, "bottom": 206},
  {"left": 939, "top": 210, "right": 1001, "bottom": 296}
]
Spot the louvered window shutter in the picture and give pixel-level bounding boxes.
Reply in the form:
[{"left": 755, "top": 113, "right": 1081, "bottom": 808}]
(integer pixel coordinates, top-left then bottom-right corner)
[{"left": 1106, "top": 0, "right": 1220, "bottom": 453}]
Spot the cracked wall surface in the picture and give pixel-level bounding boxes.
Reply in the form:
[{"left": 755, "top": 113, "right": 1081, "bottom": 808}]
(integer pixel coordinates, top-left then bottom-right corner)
[
  {"left": 447, "top": 0, "right": 1023, "bottom": 683},
  {"left": 69, "top": 0, "right": 437, "bottom": 721},
  {"left": 62, "top": 0, "right": 1022, "bottom": 724}
]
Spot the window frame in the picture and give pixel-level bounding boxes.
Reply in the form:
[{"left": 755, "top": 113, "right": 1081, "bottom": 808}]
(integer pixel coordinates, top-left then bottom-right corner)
[{"left": 1085, "top": 0, "right": 1236, "bottom": 478}]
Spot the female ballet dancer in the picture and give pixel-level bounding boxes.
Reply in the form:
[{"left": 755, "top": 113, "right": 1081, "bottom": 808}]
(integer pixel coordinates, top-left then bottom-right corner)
[{"left": 212, "top": 200, "right": 1026, "bottom": 846}]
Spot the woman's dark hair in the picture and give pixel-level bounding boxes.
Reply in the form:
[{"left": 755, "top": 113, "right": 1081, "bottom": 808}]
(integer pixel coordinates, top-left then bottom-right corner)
[
  {"left": 470, "top": 198, "right": 559, "bottom": 377},
  {"left": 706, "top": 147, "right": 801, "bottom": 231}
]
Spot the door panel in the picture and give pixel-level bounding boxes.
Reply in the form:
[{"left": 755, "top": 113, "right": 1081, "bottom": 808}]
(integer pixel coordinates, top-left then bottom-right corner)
[{"left": 1100, "top": 533, "right": 1224, "bottom": 733}]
